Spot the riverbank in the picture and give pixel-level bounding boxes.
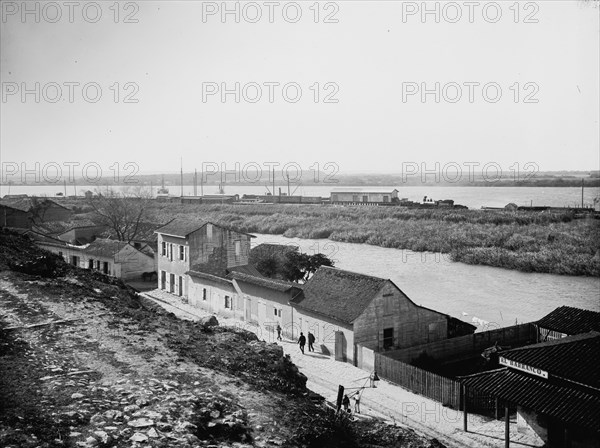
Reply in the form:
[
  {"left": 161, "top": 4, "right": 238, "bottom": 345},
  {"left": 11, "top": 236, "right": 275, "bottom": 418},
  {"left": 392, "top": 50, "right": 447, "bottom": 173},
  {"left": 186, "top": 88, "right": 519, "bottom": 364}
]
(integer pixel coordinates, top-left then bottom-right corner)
[{"left": 148, "top": 203, "right": 600, "bottom": 277}]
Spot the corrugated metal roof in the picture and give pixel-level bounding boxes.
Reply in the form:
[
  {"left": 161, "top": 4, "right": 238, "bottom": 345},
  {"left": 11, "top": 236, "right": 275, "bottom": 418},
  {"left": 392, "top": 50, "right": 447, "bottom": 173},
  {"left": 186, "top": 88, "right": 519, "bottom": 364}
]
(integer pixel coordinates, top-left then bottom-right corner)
[
  {"left": 461, "top": 369, "right": 600, "bottom": 432},
  {"left": 500, "top": 332, "right": 600, "bottom": 388},
  {"left": 536, "top": 306, "right": 600, "bottom": 335}
]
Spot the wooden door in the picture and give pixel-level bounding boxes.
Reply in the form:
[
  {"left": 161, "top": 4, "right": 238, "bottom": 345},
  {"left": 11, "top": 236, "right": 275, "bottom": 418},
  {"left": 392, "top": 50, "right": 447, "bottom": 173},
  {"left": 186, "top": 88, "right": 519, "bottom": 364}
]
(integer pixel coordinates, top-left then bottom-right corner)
[{"left": 335, "top": 331, "right": 346, "bottom": 362}]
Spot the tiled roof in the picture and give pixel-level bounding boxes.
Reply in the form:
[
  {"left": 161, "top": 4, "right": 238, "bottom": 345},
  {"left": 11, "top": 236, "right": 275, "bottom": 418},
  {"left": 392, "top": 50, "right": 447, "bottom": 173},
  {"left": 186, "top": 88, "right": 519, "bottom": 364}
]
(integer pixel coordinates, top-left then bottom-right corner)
[
  {"left": 155, "top": 219, "right": 206, "bottom": 237},
  {"left": 228, "top": 271, "right": 302, "bottom": 293},
  {"left": 536, "top": 306, "right": 600, "bottom": 335},
  {"left": 25, "top": 230, "right": 68, "bottom": 247},
  {"left": 83, "top": 238, "right": 130, "bottom": 259},
  {"left": 460, "top": 369, "right": 600, "bottom": 431},
  {"left": 227, "top": 264, "right": 265, "bottom": 278},
  {"left": 0, "top": 198, "right": 70, "bottom": 212},
  {"left": 187, "top": 269, "right": 236, "bottom": 287},
  {"left": 292, "top": 266, "right": 387, "bottom": 324},
  {"left": 500, "top": 332, "right": 600, "bottom": 388}
]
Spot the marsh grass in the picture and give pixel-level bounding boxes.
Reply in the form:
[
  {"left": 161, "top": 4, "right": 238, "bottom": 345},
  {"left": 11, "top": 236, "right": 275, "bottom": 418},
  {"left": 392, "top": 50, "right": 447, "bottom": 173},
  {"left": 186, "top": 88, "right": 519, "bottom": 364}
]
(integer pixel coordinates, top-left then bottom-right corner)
[{"left": 150, "top": 204, "right": 600, "bottom": 277}]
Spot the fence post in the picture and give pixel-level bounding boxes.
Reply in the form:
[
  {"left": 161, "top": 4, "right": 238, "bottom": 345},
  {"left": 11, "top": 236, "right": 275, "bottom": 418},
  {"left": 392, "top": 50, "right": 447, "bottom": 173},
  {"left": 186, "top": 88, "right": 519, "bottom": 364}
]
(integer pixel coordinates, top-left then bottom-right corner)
[
  {"left": 505, "top": 403, "right": 510, "bottom": 447},
  {"left": 462, "top": 384, "right": 468, "bottom": 432}
]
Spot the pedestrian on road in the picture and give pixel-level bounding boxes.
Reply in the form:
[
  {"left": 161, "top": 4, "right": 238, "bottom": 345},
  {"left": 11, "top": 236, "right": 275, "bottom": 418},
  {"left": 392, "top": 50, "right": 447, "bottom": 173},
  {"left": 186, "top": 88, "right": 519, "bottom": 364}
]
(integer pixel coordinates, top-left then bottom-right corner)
[
  {"left": 276, "top": 324, "right": 282, "bottom": 341},
  {"left": 342, "top": 394, "right": 350, "bottom": 413},
  {"left": 353, "top": 392, "right": 360, "bottom": 414},
  {"left": 298, "top": 332, "right": 306, "bottom": 354},
  {"left": 307, "top": 331, "right": 315, "bottom": 352}
]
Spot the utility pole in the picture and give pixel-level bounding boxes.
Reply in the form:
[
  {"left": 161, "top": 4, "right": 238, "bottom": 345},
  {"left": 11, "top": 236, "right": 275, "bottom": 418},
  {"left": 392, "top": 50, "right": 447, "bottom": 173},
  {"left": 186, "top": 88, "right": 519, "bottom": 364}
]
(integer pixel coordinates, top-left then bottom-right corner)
[
  {"left": 200, "top": 170, "right": 204, "bottom": 196},
  {"left": 581, "top": 178, "right": 584, "bottom": 208}
]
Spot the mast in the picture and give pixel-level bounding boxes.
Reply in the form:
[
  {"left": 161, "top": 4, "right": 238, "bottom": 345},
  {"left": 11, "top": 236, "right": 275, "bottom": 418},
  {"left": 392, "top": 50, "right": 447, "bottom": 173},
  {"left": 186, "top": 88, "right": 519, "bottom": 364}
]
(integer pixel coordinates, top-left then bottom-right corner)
[
  {"left": 194, "top": 169, "right": 197, "bottom": 196},
  {"left": 180, "top": 158, "right": 184, "bottom": 197}
]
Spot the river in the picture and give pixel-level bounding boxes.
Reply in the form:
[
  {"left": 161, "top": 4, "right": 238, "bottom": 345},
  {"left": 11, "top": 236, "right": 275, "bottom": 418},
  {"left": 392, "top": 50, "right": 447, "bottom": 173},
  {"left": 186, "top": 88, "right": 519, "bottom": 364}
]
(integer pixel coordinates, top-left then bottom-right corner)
[
  {"left": 250, "top": 234, "right": 600, "bottom": 331},
  {"left": 2, "top": 184, "right": 599, "bottom": 210}
]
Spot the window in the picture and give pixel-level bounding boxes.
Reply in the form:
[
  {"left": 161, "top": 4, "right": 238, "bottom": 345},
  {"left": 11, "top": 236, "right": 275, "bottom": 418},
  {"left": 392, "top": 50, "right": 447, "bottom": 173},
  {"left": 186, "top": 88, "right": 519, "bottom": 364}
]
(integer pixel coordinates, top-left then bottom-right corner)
[
  {"left": 58, "top": 251, "right": 63, "bottom": 257},
  {"left": 178, "top": 276, "right": 183, "bottom": 296},
  {"left": 383, "top": 293, "right": 394, "bottom": 315},
  {"left": 160, "top": 271, "right": 166, "bottom": 289},
  {"left": 352, "top": 195, "right": 359, "bottom": 202},
  {"left": 362, "top": 195, "right": 368, "bottom": 202},
  {"left": 169, "top": 243, "right": 173, "bottom": 261},
  {"left": 273, "top": 308, "right": 281, "bottom": 318},
  {"left": 162, "top": 241, "right": 166, "bottom": 256},
  {"left": 203, "top": 288, "right": 207, "bottom": 301},
  {"left": 332, "top": 194, "right": 338, "bottom": 202},
  {"left": 383, "top": 195, "right": 390, "bottom": 203},
  {"left": 383, "top": 327, "right": 394, "bottom": 349},
  {"left": 71, "top": 255, "right": 79, "bottom": 266},
  {"left": 88, "top": 259, "right": 94, "bottom": 269},
  {"left": 224, "top": 295, "right": 231, "bottom": 309},
  {"left": 169, "top": 273, "right": 175, "bottom": 293},
  {"left": 103, "top": 262, "right": 109, "bottom": 274},
  {"left": 234, "top": 240, "right": 241, "bottom": 257},
  {"left": 96, "top": 260, "right": 101, "bottom": 270},
  {"left": 179, "top": 245, "right": 185, "bottom": 261}
]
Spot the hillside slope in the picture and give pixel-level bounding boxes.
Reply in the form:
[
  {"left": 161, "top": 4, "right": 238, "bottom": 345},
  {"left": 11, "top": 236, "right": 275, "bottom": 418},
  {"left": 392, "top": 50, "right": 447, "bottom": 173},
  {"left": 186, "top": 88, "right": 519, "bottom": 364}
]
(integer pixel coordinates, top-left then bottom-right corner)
[{"left": 0, "top": 229, "right": 445, "bottom": 448}]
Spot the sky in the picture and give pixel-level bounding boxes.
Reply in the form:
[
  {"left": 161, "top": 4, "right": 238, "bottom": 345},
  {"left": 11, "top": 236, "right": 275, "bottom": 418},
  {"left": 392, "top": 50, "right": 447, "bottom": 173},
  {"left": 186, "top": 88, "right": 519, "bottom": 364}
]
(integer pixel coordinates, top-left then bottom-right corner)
[{"left": 1, "top": 0, "right": 599, "bottom": 183}]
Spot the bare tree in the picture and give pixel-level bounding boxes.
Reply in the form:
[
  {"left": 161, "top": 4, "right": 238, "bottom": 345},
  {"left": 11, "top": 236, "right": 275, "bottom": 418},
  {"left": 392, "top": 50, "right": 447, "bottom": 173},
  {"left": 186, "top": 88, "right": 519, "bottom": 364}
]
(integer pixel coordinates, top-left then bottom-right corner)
[{"left": 87, "top": 187, "right": 152, "bottom": 243}]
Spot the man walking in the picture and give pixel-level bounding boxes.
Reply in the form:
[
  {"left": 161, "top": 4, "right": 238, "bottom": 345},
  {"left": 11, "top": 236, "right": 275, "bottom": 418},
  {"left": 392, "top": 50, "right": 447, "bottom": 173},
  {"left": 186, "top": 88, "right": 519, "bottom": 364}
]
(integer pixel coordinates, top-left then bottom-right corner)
[
  {"left": 298, "top": 332, "right": 306, "bottom": 354},
  {"left": 307, "top": 332, "right": 315, "bottom": 352},
  {"left": 353, "top": 392, "right": 361, "bottom": 414},
  {"left": 276, "top": 324, "right": 282, "bottom": 341}
]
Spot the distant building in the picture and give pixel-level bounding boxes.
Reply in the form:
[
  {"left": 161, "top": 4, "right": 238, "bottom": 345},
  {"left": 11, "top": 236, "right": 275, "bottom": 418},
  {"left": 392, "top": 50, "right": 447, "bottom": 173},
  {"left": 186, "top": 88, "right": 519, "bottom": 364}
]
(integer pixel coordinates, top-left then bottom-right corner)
[
  {"left": 31, "top": 235, "right": 154, "bottom": 280},
  {"left": 56, "top": 225, "right": 108, "bottom": 245},
  {"left": 0, "top": 198, "right": 72, "bottom": 228},
  {"left": 330, "top": 188, "right": 399, "bottom": 205}
]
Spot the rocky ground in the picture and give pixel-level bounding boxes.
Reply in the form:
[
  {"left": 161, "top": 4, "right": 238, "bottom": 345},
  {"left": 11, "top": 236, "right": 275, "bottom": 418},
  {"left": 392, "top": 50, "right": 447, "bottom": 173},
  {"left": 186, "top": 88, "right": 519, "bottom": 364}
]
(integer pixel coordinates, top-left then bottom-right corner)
[{"left": 0, "top": 229, "right": 446, "bottom": 448}]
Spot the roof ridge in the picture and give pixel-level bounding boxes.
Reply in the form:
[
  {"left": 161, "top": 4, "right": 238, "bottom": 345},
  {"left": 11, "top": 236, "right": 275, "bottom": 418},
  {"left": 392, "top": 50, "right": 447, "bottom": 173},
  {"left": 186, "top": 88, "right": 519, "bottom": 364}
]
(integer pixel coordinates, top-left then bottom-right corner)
[
  {"left": 316, "top": 265, "right": 387, "bottom": 282},
  {"left": 504, "top": 331, "right": 600, "bottom": 353}
]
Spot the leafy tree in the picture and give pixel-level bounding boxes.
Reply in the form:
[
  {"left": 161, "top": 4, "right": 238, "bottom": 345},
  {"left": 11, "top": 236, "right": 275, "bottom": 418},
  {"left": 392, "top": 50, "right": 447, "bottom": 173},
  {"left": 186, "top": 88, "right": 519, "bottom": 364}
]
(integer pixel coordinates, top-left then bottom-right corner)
[
  {"left": 282, "top": 251, "right": 334, "bottom": 283},
  {"left": 250, "top": 243, "right": 335, "bottom": 283}
]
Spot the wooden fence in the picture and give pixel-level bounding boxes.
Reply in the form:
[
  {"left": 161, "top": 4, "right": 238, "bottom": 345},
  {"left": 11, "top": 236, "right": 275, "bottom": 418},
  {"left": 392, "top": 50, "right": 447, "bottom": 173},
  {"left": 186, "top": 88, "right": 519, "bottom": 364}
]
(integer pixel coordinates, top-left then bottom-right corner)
[
  {"left": 375, "top": 352, "right": 496, "bottom": 412},
  {"left": 375, "top": 352, "right": 462, "bottom": 408},
  {"left": 383, "top": 323, "right": 537, "bottom": 365}
]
